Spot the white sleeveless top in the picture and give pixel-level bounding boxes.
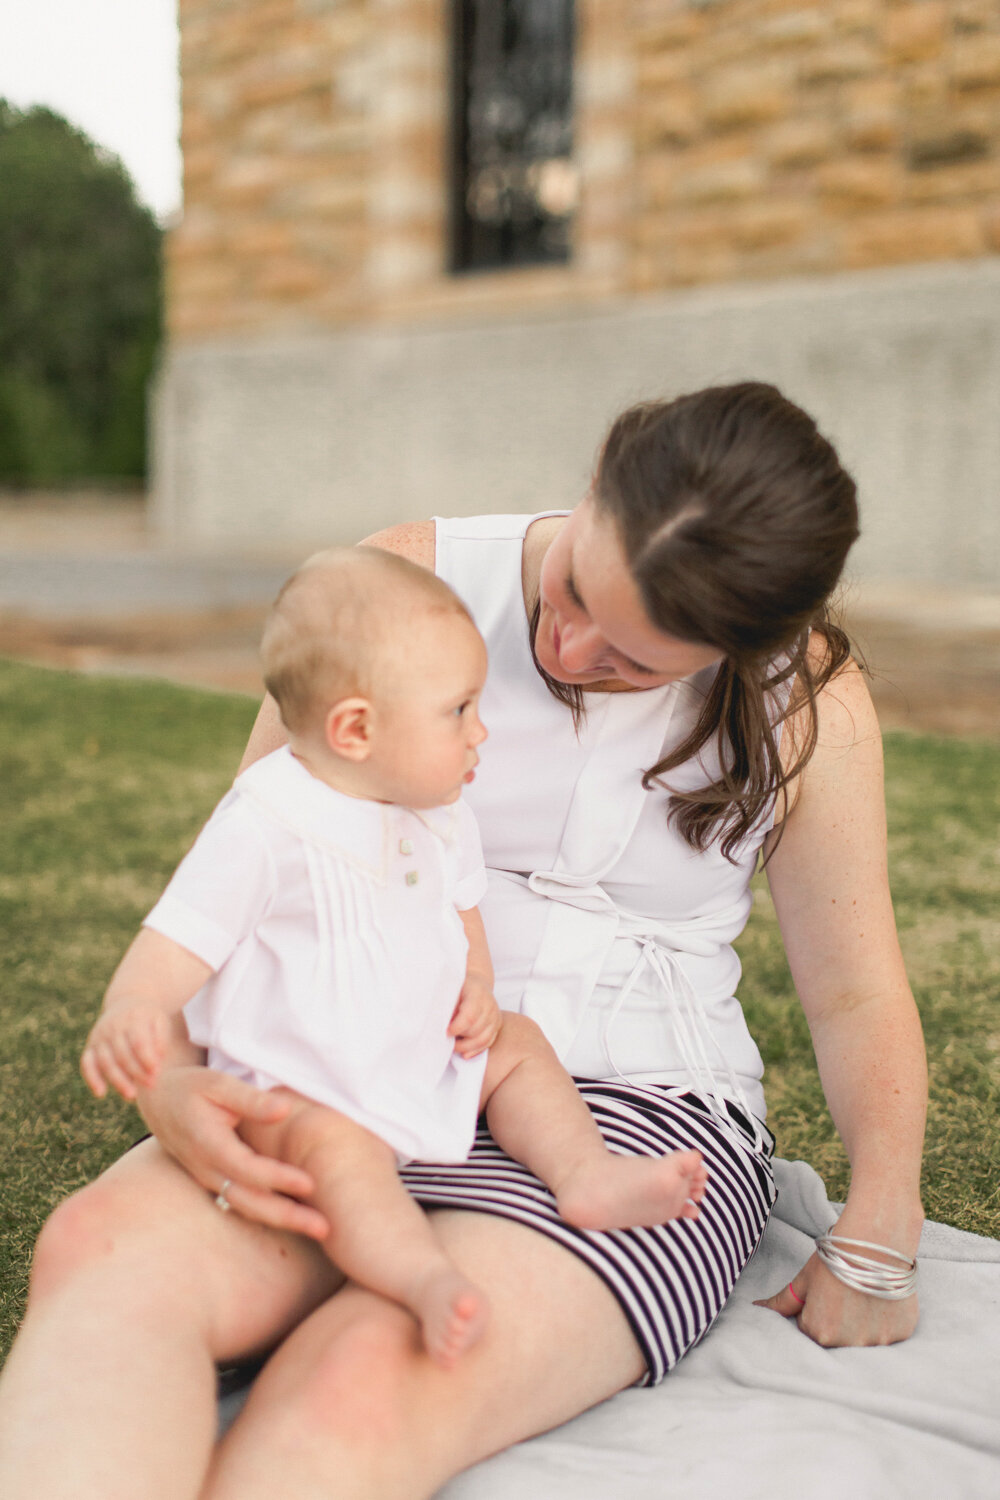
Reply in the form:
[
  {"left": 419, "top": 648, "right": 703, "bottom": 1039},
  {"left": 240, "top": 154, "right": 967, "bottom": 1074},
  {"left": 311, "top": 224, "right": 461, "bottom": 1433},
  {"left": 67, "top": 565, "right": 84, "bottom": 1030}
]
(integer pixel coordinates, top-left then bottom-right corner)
[{"left": 435, "top": 513, "right": 779, "bottom": 1129}]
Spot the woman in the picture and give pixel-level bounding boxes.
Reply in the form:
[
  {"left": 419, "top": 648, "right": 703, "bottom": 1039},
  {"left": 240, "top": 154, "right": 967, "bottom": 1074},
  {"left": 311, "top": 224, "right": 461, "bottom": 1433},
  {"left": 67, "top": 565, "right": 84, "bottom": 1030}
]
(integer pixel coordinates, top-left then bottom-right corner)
[{"left": 0, "top": 382, "right": 926, "bottom": 1500}]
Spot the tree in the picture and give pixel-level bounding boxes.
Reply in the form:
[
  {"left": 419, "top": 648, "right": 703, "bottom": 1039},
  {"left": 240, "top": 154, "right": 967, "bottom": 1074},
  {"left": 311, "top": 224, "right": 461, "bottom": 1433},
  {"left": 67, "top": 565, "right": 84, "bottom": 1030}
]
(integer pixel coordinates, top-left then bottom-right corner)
[{"left": 0, "top": 100, "right": 162, "bottom": 484}]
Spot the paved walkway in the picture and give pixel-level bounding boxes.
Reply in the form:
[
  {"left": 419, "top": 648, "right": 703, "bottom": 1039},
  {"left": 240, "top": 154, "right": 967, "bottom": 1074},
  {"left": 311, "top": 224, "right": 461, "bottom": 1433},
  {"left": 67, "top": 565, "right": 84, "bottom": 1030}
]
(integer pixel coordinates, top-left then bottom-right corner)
[
  {"left": 1, "top": 492, "right": 997, "bottom": 737},
  {"left": 0, "top": 492, "right": 294, "bottom": 696}
]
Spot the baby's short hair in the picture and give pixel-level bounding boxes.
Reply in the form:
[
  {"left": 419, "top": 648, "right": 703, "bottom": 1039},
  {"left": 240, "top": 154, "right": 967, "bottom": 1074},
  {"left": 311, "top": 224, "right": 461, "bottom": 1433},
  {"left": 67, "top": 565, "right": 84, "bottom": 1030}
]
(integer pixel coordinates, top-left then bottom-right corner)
[{"left": 261, "top": 546, "right": 472, "bottom": 734}]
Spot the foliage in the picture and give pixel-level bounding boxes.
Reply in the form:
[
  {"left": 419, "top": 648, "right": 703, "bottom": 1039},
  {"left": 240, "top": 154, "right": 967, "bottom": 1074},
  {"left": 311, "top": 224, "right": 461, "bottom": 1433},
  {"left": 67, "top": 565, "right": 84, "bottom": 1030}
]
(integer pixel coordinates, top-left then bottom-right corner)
[
  {"left": 0, "top": 661, "right": 997, "bottom": 1360},
  {"left": 0, "top": 101, "right": 162, "bottom": 484}
]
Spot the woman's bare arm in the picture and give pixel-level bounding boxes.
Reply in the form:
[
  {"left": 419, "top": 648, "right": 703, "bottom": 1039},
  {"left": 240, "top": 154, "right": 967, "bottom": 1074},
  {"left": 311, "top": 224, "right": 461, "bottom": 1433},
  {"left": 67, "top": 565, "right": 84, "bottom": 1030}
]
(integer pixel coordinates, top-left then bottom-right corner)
[{"left": 757, "top": 659, "right": 926, "bottom": 1345}]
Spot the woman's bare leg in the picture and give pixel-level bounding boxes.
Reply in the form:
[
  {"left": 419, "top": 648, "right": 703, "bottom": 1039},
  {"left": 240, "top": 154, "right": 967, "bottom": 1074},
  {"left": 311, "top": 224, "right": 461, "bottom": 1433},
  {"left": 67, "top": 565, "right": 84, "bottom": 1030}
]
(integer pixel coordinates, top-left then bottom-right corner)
[
  {"left": 0, "top": 1139, "right": 340, "bottom": 1500},
  {"left": 205, "top": 1208, "right": 647, "bottom": 1500},
  {"left": 242, "top": 1094, "right": 488, "bottom": 1367}
]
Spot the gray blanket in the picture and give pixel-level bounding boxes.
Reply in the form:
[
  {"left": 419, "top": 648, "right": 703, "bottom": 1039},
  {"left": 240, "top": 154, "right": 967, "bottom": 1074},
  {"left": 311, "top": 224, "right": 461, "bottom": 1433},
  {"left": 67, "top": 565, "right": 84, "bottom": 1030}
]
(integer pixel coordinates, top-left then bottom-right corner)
[{"left": 221, "top": 1160, "right": 1000, "bottom": 1498}]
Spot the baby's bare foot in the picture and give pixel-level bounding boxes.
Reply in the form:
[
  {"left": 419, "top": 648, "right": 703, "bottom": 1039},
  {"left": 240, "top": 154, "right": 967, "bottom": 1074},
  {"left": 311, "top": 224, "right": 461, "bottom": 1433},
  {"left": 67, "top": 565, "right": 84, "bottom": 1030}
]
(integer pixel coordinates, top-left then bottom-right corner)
[
  {"left": 557, "top": 1148, "right": 708, "bottom": 1231},
  {"left": 414, "top": 1269, "right": 490, "bottom": 1369}
]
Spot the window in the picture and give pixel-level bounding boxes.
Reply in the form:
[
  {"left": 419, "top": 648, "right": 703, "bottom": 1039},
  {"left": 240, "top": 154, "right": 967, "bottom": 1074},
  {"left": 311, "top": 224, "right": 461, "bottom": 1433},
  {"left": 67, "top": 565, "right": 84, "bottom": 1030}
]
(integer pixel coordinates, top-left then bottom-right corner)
[{"left": 450, "top": 0, "right": 576, "bottom": 273}]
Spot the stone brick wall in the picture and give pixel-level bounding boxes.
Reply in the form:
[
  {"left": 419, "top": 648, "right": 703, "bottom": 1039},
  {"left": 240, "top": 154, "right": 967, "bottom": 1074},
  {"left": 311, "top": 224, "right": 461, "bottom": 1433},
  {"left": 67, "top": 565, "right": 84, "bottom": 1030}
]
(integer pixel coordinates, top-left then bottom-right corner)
[
  {"left": 170, "top": 0, "right": 372, "bottom": 337},
  {"left": 168, "top": 0, "right": 1000, "bottom": 341},
  {"left": 634, "top": 0, "right": 1000, "bottom": 289},
  {"left": 169, "top": 0, "right": 634, "bottom": 337}
]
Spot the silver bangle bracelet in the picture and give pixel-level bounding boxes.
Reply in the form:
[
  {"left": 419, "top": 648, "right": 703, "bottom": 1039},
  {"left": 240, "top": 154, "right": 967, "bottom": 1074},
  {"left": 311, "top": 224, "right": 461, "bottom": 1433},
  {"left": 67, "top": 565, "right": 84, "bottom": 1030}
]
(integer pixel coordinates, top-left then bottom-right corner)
[{"left": 815, "top": 1234, "right": 918, "bottom": 1301}]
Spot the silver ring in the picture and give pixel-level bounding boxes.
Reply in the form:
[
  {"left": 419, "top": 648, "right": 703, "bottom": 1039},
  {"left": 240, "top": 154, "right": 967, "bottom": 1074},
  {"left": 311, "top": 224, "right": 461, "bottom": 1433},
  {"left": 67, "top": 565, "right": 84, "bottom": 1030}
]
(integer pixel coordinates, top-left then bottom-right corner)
[{"left": 214, "top": 1178, "right": 232, "bottom": 1213}]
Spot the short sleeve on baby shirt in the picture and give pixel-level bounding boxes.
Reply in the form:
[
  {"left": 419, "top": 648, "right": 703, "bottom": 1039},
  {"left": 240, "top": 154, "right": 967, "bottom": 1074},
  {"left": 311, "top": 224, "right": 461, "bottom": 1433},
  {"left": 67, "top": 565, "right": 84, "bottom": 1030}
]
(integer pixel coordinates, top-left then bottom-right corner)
[
  {"left": 143, "top": 793, "right": 277, "bottom": 970},
  {"left": 450, "top": 799, "right": 489, "bottom": 911}
]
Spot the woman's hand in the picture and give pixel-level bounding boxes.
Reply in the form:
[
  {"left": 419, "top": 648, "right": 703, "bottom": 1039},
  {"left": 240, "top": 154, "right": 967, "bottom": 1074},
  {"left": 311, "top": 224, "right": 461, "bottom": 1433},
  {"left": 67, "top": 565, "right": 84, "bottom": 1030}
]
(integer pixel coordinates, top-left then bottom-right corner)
[
  {"left": 755, "top": 1249, "right": 919, "bottom": 1347},
  {"left": 755, "top": 1195, "right": 923, "bottom": 1348},
  {"left": 136, "top": 1064, "right": 329, "bottom": 1239}
]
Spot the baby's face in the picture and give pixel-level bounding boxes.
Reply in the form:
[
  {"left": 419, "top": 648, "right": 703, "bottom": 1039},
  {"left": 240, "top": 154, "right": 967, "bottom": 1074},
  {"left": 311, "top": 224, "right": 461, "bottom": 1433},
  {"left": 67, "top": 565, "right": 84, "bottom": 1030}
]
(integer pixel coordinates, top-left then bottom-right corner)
[{"left": 365, "top": 611, "right": 488, "bottom": 808}]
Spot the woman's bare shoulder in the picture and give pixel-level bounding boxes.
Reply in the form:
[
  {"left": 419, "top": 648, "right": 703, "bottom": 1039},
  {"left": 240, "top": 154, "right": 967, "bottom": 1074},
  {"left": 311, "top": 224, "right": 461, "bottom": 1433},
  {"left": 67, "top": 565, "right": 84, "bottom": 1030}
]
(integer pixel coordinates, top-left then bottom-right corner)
[
  {"left": 361, "top": 520, "right": 436, "bottom": 570},
  {"left": 774, "top": 638, "right": 878, "bottom": 824},
  {"left": 804, "top": 636, "right": 880, "bottom": 753}
]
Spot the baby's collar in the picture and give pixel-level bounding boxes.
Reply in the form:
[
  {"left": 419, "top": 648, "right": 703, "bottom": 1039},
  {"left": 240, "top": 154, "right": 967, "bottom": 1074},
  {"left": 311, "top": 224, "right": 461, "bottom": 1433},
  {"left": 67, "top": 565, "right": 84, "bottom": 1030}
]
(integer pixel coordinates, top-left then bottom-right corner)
[{"left": 234, "top": 747, "right": 456, "bottom": 877}]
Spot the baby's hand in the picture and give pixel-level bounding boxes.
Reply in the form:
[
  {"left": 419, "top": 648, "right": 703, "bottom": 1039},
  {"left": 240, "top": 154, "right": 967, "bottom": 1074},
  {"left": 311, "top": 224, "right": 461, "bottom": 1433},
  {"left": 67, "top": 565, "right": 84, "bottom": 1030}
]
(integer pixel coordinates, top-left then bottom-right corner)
[
  {"left": 448, "top": 975, "right": 501, "bottom": 1059},
  {"left": 81, "top": 998, "right": 171, "bottom": 1101}
]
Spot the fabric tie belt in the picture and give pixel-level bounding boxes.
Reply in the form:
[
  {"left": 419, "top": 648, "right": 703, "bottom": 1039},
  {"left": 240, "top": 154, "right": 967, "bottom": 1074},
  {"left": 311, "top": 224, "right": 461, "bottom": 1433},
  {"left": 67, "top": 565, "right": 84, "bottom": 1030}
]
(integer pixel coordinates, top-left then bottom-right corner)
[{"left": 514, "top": 866, "right": 765, "bottom": 1155}]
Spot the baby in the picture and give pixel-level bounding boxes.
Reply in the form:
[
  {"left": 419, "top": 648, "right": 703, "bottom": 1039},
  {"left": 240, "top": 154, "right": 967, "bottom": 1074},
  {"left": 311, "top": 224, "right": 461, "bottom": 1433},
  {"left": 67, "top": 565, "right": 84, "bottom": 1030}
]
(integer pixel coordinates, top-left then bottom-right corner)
[{"left": 82, "top": 547, "right": 707, "bottom": 1367}]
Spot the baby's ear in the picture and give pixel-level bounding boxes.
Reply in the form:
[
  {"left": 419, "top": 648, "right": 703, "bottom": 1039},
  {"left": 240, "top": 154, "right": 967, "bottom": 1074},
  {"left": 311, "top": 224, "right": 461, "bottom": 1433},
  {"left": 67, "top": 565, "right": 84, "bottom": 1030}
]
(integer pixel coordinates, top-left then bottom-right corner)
[{"left": 324, "top": 697, "right": 372, "bottom": 760}]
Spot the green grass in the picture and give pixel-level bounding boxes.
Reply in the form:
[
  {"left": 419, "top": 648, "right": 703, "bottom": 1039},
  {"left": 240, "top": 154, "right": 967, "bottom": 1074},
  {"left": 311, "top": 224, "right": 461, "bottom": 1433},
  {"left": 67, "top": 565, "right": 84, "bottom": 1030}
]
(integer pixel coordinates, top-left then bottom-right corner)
[
  {"left": 1, "top": 660, "right": 997, "bottom": 1361},
  {"left": 0, "top": 661, "right": 260, "bottom": 1355},
  {"left": 737, "top": 733, "right": 1000, "bottom": 1233}
]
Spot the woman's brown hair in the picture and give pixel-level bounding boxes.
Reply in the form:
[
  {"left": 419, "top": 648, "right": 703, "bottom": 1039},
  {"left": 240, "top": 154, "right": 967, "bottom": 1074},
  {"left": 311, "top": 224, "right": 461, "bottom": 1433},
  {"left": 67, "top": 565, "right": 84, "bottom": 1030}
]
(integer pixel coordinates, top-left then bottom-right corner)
[{"left": 532, "top": 382, "right": 860, "bottom": 860}]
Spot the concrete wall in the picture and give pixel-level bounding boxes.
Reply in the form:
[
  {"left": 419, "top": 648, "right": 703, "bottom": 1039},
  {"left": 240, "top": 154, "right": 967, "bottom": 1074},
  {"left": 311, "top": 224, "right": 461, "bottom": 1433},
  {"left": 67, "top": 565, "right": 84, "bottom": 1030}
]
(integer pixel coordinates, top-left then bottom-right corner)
[{"left": 151, "top": 257, "right": 1000, "bottom": 588}]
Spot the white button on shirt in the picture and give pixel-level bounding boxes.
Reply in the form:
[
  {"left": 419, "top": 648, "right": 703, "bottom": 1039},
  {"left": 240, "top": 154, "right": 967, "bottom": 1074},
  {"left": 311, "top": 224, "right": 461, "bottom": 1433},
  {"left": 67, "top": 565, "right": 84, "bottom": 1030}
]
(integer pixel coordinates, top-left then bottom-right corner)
[{"left": 144, "top": 747, "right": 489, "bottom": 1164}]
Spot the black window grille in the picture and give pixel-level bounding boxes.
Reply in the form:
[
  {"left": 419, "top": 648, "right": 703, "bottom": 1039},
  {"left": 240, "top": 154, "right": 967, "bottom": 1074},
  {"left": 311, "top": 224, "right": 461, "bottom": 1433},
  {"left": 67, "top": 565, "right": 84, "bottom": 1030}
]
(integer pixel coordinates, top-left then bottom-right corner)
[{"left": 449, "top": 0, "right": 576, "bottom": 273}]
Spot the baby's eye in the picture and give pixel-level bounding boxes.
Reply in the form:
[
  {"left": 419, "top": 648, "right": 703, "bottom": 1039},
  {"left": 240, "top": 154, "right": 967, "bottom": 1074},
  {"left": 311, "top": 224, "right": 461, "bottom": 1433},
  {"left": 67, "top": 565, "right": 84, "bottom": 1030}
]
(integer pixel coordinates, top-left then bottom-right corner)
[{"left": 453, "top": 701, "right": 470, "bottom": 717}]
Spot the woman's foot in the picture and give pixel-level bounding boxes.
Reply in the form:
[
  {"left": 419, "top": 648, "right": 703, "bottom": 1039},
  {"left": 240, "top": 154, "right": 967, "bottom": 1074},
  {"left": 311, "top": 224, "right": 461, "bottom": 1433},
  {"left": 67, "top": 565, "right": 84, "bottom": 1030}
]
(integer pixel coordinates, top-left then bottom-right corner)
[
  {"left": 556, "top": 1147, "right": 708, "bottom": 1231},
  {"left": 413, "top": 1268, "right": 490, "bottom": 1369}
]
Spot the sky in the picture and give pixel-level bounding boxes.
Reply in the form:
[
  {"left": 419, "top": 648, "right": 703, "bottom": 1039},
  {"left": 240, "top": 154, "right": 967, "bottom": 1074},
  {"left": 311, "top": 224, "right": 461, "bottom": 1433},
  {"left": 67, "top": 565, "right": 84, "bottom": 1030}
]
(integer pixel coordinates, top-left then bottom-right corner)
[{"left": 0, "top": 0, "right": 182, "bottom": 221}]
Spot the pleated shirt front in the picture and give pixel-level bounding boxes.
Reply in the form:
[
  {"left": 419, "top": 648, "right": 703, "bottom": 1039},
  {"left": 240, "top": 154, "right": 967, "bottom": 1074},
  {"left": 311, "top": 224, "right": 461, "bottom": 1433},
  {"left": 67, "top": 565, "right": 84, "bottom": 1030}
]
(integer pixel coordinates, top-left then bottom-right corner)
[{"left": 144, "top": 747, "right": 489, "bottom": 1163}]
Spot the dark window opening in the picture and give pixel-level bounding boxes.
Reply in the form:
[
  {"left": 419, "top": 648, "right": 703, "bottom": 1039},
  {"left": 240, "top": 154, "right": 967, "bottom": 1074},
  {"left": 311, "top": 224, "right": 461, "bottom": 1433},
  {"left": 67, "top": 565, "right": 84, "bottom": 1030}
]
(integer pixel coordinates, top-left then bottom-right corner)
[{"left": 449, "top": 0, "right": 576, "bottom": 274}]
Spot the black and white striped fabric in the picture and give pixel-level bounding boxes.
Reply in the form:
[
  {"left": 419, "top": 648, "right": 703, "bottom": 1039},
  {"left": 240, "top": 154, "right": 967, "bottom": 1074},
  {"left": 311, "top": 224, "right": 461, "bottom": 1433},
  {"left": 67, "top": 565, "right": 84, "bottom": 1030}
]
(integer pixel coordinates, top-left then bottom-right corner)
[{"left": 401, "top": 1080, "right": 777, "bottom": 1386}]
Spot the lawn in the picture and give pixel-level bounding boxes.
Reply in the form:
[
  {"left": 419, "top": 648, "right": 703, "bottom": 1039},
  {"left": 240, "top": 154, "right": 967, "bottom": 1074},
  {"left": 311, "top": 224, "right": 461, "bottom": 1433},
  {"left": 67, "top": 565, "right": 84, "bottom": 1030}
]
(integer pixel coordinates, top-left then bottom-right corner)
[{"left": 1, "top": 658, "right": 997, "bottom": 1360}]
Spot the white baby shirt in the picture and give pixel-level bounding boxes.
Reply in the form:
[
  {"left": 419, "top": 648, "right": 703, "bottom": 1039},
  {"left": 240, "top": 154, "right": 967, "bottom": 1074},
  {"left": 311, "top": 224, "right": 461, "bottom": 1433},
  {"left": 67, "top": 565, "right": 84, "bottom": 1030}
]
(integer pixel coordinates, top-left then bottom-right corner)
[{"left": 143, "top": 746, "right": 490, "bottom": 1164}]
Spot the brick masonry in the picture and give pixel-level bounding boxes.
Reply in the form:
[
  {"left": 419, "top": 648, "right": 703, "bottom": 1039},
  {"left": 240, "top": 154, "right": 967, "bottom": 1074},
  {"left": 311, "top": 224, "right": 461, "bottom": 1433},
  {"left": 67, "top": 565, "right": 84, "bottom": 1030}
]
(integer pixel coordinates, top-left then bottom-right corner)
[
  {"left": 168, "top": 0, "right": 1000, "bottom": 339},
  {"left": 157, "top": 2, "right": 1000, "bottom": 589},
  {"left": 632, "top": 0, "right": 1000, "bottom": 289}
]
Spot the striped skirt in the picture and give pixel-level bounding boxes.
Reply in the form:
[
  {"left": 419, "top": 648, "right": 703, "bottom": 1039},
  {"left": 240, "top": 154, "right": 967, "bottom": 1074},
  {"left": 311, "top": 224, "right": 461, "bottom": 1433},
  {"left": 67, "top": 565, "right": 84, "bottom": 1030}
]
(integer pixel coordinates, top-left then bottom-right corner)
[{"left": 400, "top": 1079, "right": 777, "bottom": 1386}]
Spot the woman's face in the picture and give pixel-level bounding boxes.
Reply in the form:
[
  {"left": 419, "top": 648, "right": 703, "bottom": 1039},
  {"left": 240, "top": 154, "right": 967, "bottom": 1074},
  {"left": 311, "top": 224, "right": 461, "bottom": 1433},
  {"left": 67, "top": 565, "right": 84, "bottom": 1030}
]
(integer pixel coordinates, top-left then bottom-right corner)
[{"left": 535, "top": 499, "right": 724, "bottom": 690}]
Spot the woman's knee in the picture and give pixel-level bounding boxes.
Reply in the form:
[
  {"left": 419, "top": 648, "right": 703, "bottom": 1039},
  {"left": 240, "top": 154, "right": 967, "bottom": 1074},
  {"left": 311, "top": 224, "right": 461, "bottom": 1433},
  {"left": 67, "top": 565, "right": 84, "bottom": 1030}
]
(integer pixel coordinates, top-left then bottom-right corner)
[
  {"left": 28, "top": 1151, "right": 205, "bottom": 1302},
  {"left": 29, "top": 1176, "right": 140, "bottom": 1298},
  {"left": 272, "top": 1299, "right": 475, "bottom": 1460},
  {"left": 221, "top": 1305, "right": 480, "bottom": 1495},
  {"left": 275, "top": 1305, "right": 423, "bottom": 1447}
]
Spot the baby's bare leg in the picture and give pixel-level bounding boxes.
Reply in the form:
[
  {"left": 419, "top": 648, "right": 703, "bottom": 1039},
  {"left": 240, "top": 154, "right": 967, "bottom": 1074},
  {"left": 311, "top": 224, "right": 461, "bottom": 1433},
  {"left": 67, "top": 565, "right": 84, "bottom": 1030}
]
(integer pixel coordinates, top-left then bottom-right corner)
[
  {"left": 481, "top": 1015, "right": 708, "bottom": 1230},
  {"left": 241, "top": 1093, "right": 488, "bottom": 1368}
]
